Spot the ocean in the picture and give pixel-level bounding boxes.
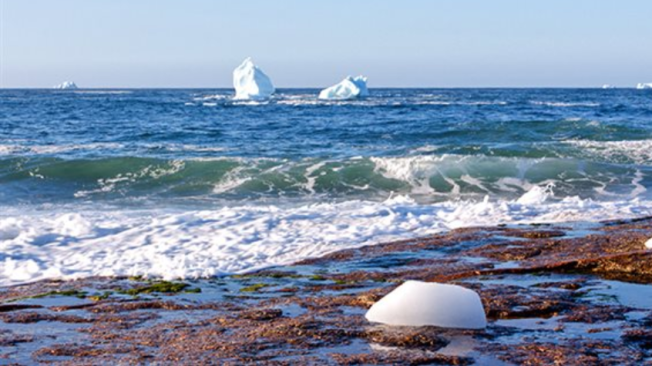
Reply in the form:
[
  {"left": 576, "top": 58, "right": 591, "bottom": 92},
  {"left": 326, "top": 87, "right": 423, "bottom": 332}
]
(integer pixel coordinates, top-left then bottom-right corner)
[{"left": 1, "top": 88, "right": 651, "bottom": 286}]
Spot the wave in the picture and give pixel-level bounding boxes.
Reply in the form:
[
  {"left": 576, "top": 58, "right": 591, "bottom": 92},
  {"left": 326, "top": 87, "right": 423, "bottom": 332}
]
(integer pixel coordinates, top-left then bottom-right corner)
[
  {"left": 0, "top": 143, "right": 228, "bottom": 157},
  {"left": 1, "top": 191, "right": 651, "bottom": 286},
  {"left": 72, "top": 90, "right": 133, "bottom": 95},
  {"left": 0, "top": 154, "right": 649, "bottom": 204},
  {"left": 565, "top": 139, "right": 652, "bottom": 165},
  {"left": 530, "top": 101, "right": 601, "bottom": 107},
  {"left": 188, "top": 92, "right": 510, "bottom": 108}
]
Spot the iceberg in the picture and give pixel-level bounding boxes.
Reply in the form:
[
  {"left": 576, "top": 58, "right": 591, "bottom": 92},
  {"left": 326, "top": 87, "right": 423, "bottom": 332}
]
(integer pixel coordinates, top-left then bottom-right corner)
[
  {"left": 233, "top": 57, "right": 275, "bottom": 100},
  {"left": 601, "top": 84, "right": 615, "bottom": 89},
  {"left": 53, "top": 81, "right": 78, "bottom": 90},
  {"left": 318, "top": 76, "right": 369, "bottom": 100},
  {"left": 365, "top": 280, "right": 487, "bottom": 329},
  {"left": 636, "top": 83, "right": 652, "bottom": 90}
]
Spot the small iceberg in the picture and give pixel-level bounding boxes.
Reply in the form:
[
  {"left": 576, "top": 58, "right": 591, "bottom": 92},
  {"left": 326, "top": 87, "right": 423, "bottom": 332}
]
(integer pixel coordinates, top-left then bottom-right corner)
[
  {"left": 365, "top": 280, "right": 487, "bottom": 329},
  {"left": 636, "top": 83, "right": 652, "bottom": 90},
  {"left": 233, "top": 57, "right": 275, "bottom": 100},
  {"left": 53, "top": 81, "right": 78, "bottom": 90},
  {"left": 318, "top": 76, "right": 369, "bottom": 100},
  {"left": 602, "top": 84, "right": 615, "bottom": 89}
]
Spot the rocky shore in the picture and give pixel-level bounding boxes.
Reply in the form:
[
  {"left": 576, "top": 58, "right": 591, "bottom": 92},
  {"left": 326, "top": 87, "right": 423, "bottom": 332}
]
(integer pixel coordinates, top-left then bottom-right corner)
[{"left": 2, "top": 217, "right": 652, "bottom": 365}]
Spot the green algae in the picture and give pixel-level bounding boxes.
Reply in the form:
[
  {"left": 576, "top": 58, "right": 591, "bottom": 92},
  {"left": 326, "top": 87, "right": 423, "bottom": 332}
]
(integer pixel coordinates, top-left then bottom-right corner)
[
  {"left": 88, "top": 291, "right": 113, "bottom": 301},
  {"left": 31, "top": 290, "right": 88, "bottom": 299},
  {"left": 121, "top": 281, "right": 191, "bottom": 296},
  {"left": 240, "top": 283, "right": 269, "bottom": 293}
]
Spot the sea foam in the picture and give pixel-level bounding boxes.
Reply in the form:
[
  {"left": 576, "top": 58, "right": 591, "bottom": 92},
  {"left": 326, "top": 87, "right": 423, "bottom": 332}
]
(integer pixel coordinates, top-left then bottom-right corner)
[{"left": 2, "top": 191, "right": 652, "bottom": 286}]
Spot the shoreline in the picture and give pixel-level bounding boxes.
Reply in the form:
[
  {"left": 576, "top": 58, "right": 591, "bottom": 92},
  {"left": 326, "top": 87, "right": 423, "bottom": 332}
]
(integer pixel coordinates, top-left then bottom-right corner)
[{"left": 2, "top": 215, "right": 652, "bottom": 364}]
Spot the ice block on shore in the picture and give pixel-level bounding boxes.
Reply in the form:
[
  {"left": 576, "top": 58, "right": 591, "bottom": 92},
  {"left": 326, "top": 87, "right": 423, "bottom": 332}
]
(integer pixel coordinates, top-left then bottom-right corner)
[
  {"left": 645, "top": 238, "right": 652, "bottom": 249},
  {"left": 365, "top": 280, "right": 487, "bottom": 329}
]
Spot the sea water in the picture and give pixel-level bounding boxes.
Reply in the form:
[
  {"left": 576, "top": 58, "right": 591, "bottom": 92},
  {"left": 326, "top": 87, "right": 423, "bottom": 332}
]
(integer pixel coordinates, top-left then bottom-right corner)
[{"left": 1, "top": 88, "right": 651, "bottom": 285}]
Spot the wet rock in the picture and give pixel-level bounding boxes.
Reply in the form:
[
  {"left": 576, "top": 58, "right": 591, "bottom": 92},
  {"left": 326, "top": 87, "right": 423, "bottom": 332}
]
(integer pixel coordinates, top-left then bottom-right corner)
[
  {"left": 239, "top": 308, "right": 283, "bottom": 321},
  {"left": 3, "top": 218, "right": 652, "bottom": 363}
]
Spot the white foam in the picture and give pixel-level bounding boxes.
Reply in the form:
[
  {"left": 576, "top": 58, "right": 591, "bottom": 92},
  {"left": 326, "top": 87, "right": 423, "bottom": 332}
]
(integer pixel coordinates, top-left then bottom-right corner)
[
  {"left": 231, "top": 100, "right": 270, "bottom": 106},
  {"left": 193, "top": 94, "right": 230, "bottom": 101},
  {"left": 0, "top": 142, "right": 124, "bottom": 155},
  {"left": 2, "top": 193, "right": 652, "bottom": 286},
  {"left": 74, "top": 160, "right": 186, "bottom": 198},
  {"left": 365, "top": 281, "right": 487, "bottom": 329},
  {"left": 530, "top": 101, "right": 600, "bottom": 107},
  {"left": 371, "top": 155, "right": 448, "bottom": 195},
  {"left": 566, "top": 139, "right": 652, "bottom": 165},
  {"left": 415, "top": 101, "right": 452, "bottom": 106},
  {"left": 0, "top": 142, "right": 229, "bottom": 156},
  {"left": 516, "top": 183, "right": 554, "bottom": 205},
  {"left": 73, "top": 90, "right": 131, "bottom": 95}
]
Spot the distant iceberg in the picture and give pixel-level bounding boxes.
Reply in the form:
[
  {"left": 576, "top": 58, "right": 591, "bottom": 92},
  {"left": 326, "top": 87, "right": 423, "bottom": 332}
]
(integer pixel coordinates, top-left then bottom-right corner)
[
  {"left": 53, "top": 81, "right": 78, "bottom": 90},
  {"left": 233, "top": 58, "right": 275, "bottom": 100},
  {"left": 601, "top": 84, "right": 615, "bottom": 89},
  {"left": 636, "top": 83, "right": 652, "bottom": 90},
  {"left": 318, "top": 76, "right": 369, "bottom": 100}
]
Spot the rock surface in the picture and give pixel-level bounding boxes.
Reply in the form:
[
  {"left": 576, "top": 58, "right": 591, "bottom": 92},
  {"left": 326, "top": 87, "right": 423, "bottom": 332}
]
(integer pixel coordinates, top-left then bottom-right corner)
[{"left": 2, "top": 217, "right": 652, "bottom": 364}]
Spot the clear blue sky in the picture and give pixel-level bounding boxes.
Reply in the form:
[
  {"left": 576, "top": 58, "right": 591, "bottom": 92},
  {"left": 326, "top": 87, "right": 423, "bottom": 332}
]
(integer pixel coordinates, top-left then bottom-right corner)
[{"left": 1, "top": 0, "right": 651, "bottom": 88}]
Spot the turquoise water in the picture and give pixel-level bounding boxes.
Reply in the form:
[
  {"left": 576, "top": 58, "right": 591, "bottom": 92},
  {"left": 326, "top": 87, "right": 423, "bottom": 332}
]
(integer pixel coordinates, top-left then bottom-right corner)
[
  {"left": 1, "top": 88, "right": 651, "bottom": 205},
  {"left": 1, "top": 88, "right": 651, "bottom": 285}
]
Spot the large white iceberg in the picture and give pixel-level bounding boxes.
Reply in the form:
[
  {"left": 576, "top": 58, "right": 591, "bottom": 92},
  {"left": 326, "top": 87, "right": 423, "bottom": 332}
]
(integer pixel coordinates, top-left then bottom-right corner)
[
  {"left": 318, "top": 76, "right": 369, "bottom": 100},
  {"left": 636, "top": 83, "right": 652, "bottom": 90},
  {"left": 233, "top": 57, "right": 275, "bottom": 100},
  {"left": 365, "top": 280, "right": 487, "bottom": 329},
  {"left": 53, "top": 81, "right": 78, "bottom": 90}
]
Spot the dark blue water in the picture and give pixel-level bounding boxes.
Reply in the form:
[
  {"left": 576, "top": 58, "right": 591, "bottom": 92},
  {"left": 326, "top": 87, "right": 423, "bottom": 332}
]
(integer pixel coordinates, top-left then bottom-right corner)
[
  {"left": 1, "top": 88, "right": 652, "bottom": 205},
  {"left": 2, "top": 88, "right": 652, "bottom": 285}
]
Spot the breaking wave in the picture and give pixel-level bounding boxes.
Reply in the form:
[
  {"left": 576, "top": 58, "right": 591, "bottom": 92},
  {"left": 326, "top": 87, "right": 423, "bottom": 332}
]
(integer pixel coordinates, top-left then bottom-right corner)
[
  {"left": 2, "top": 191, "right": 652, "bottom": 286},
  {"left": 0, "top": 154, "right": 649, "bottom": 204}
]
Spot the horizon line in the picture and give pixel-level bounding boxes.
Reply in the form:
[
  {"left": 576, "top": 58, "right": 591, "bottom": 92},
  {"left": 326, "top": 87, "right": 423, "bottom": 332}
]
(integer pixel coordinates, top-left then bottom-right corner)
[{"left": 0, "top": 86, "right": 646, "bottom": 90}]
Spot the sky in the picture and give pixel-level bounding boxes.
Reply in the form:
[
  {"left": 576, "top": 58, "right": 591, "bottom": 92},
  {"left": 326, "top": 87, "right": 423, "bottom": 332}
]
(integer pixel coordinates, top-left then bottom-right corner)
[{"left": 1, "top": 0, "right": 651, "bottom": 88}]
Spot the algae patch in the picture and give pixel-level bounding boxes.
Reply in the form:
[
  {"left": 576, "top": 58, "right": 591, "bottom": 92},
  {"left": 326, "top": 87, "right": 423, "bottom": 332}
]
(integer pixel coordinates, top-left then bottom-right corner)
[{"left": 120, "top": 281, "right": 199, "bottom": 296}]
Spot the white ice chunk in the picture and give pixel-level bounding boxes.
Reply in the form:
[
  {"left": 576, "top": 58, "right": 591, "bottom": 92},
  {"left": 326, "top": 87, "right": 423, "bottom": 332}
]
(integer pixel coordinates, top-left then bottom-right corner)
[
  {"left": 318, "top": 76, "right": 369, "bottom": 100},
  {"left": 365, "top": 280, "right": 487, "bottom": 329},
  {"left": 602, "top": 84, "right": 615, "bottom": 89},
  {"left": 636, "top": 83, "right": 652, "bottom": 90},
  {"left": 53, "top": 81, "right": 78, "bottom": 90},
  {"left": 645, "top": 237, "right": 652, "bottom": 249},
  {"left": 233, "top": 57, "right": 275, "bottom": 100}
]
